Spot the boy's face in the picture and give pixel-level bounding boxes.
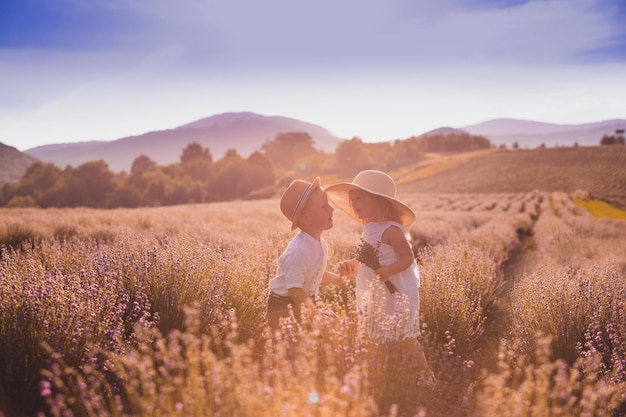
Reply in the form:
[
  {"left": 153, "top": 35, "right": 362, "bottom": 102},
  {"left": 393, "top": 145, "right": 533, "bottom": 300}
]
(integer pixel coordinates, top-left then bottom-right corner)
[{"left": 300, "top": 188, "right": 334, "bottom": 232}]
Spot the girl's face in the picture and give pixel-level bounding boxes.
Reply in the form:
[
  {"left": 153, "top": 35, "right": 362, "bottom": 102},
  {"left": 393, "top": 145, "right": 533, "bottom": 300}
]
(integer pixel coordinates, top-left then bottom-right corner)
[{"left": 348, "top": 189, "right": 378, "bottom": 222}]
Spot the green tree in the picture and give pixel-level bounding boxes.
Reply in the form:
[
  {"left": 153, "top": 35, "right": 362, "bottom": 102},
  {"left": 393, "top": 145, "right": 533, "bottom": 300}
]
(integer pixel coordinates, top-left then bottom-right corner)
[
  {"left": 163, "top": 177, "right": 191, "bottom": 205},
  {"left": 186, "top": 181, "right": 206, "bottom": 203},
  {"left": 261, "top": 132, "right": 318, "bottom": 171},
  {"left": 418, "top": 133, "right": 492, "bottom": 152},
  {"left": 12, "top": 162, "right": 64, "bottom": 207},
  {"left": 600, "top": 135, "right": 615, "bottom": 145},
  {"left": 131, "top": 155, "right": 158, "bottom": 174},
  {"left": 5, "top": 195, "right": 36, "bottom": 208},
  {"left": 212, "top": 149, "right": 246, "bottom": 200},
  {"left": 179, "top": 143, "right": 213, "bottom": 183},
  {"left": 600, "top": 134, "right": 624, "bottom": 145},
  {"left": 59, "top": 160, "right": 116, "bottom": 207},
  {"left": 334, "top": 137, "right": 372, "bottom": 175},
  {"left": 141, "top": 170, "right": 169, "bottom": 206},
  {"left": 237, "top": 151, "right": 275, "bottom": 197},
  {"left": 390, "top": 138, "right": 423, "bottom": 167},
  {"left": 180, "top": 142, "right": 212, "bottom": 164},
  {"left": 109, "top": 173, "right": 142, "bottom": 208}
]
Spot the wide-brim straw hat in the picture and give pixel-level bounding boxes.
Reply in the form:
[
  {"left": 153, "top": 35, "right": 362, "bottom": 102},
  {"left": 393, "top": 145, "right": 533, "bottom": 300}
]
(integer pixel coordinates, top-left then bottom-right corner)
[
  {"left": 280, "top": 177, "right": 322, "bottom": 230},
  {"left": 325, "top": 170, "right": 415, "bottom": 227}
]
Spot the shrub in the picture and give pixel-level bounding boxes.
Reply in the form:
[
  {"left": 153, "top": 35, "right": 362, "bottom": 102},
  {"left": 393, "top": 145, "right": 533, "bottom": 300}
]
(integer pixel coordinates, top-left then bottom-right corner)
[
  {"left": 477, "top": 335, "right": 626, "bottom": 416},
  {"left": 0, "top": 221, "right": 39, "bottom": 252}
]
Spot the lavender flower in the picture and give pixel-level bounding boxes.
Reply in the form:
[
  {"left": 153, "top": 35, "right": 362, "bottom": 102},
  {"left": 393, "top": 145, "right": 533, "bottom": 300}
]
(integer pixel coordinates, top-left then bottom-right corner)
[{"left": 353, "top": 239, "right": 398, "bottom": 294}]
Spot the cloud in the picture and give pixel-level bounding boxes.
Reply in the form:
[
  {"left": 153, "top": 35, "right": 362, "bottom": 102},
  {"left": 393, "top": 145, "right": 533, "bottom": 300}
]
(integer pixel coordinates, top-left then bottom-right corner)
[
  {"left": 129, "top": 0, "right": 626, "bottom": 71},
  {"left": 1, "top": 0, "right": 625, "bottom": 150},
  {"left": 382, "top": 0, "right": 624, "bottom": 67},
  {"left": 2, "top": 0, "right": 625, "bottom": 70}
]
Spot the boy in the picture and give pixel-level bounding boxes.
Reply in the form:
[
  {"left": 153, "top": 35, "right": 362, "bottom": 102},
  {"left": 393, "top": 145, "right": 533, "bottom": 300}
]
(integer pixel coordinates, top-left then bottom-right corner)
[{"left": 266, "top": 177, "right": 344, "bottom": 331}]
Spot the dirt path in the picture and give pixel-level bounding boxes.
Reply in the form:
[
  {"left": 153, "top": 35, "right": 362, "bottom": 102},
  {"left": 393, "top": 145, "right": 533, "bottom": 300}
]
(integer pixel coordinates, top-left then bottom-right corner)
[{"left": 478, "top": 202, "right": 541, "bottom": 371}]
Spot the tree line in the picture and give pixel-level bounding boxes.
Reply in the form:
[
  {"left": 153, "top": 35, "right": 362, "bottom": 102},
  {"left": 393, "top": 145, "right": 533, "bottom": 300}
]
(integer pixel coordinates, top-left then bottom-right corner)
[
  {"left": 600, "top": 132, "right": 626, "bottom": 146},
  {"left": 0, "top": 131, "right": 492, "bottom": 208}
]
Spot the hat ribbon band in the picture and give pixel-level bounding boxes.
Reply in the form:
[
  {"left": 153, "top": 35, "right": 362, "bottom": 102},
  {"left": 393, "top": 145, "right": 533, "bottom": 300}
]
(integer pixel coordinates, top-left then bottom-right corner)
[{"left": 291, "top": 183, "right": 313, "bottom": 222}]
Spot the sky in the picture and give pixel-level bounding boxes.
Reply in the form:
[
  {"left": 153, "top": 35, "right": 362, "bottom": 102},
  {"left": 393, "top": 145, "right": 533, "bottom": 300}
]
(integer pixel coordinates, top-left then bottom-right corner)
[{"left": 1, "top": 0, "right": 626, "bottom": 151}]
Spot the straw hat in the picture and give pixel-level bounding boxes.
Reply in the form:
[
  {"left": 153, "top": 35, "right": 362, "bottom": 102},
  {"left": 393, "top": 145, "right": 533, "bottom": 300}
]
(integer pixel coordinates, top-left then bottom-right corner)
[
  {"left": 325, "top": 170, "right": 415, "bottom": 227},
  {"left": 280, "top": 177, "right": 322, "bottom": 230}
]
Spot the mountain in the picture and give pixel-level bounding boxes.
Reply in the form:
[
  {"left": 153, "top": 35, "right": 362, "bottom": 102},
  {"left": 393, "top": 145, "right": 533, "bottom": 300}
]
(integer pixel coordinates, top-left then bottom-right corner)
[
  {"left": 461, "top": 118, "right": 626, "bottom": 148},
  {"left": 421, "top": 127, "right": 469, "bottom": 136},
  {"left": 16, "top": 114, "right": 626, "bottom": 176},
  {"left": 0, "top": 142, "right": 40, "bottom": 184},
  {"left": 25, "top": 112, "right": 343, "bottom": 172}
]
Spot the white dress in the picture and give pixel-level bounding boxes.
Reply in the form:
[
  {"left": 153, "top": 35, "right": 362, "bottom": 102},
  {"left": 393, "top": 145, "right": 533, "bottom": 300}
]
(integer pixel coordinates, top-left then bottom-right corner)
[{"left": 355, "top": 221, "right": 421, "bottom": 340}]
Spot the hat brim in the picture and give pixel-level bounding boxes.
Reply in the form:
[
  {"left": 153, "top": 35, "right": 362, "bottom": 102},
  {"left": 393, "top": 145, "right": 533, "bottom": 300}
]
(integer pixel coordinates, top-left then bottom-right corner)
[
  {"left": 290, "top": 176, "right": 321, "bottom": 230},
  {"left": 325, "top": 182, "right": 415, "bottom": 227}
]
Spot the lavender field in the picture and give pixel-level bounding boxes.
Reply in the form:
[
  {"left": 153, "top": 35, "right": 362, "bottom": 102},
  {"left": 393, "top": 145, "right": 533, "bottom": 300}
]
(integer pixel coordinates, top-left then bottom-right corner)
[{"left": 1, "top": 191, "right": 625, "bottom": 416}]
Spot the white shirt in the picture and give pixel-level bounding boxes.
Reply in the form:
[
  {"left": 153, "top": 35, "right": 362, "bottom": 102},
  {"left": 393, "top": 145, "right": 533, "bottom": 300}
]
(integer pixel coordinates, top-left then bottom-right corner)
[{"left": 269, "top": 231, "right": 328, "bottom": 297}]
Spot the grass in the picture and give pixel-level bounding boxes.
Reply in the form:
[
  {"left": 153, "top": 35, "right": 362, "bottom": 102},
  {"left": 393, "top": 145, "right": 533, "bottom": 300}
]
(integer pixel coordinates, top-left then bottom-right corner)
[
  {"left": 395, "top": 149, "right": 496, "bottom": 185},
  {"left": 0, "top": 221, "right": 40, "bottom": 252},
  {"left": 0, "top": 191, "right": 625, "bottom": 416},
  {"left": 401, "top": 146, "right": 626, "bottom": 210},
  {"left": 573, "top": 198, "right": 626, "bottom": 220}
]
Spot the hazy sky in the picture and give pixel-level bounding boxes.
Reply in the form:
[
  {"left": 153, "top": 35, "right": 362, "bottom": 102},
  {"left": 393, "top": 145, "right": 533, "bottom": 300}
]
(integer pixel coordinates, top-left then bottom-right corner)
[{"left": 1, "top": 0, "right": 625, "bottom": 151}]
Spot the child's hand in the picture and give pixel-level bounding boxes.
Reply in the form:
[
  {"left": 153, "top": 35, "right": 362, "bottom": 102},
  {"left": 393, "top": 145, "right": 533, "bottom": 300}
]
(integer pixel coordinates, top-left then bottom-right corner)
[
  {"left": 374, "top": 266, "right": 399, "bottom": 294},
  {"left": 375, "top": 265, "right": 392, "bottom": 281},
  {"left": 337, "top": 259, "right": 358, "bottom": 278}
]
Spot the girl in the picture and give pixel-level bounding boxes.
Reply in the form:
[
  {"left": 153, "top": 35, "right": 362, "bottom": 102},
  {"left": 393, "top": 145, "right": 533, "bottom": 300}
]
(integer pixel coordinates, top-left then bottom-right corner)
[{"left": 326, "top": 170, "right": 436, "bottom": 389}]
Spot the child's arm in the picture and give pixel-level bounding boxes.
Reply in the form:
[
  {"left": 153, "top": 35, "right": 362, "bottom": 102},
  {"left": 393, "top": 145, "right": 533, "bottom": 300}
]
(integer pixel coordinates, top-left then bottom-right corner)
[
  {"left": 321, "top": 270, "right": 344, "bottom": 286},
  {"left": 377, "top": 225, "right": 414, "bottom": 280},
  {"left": 287, "top": 287, "right": 316, "bottom": 308},
  {"left": 337, "top": 259, "right": 359, "bottom": 279}
]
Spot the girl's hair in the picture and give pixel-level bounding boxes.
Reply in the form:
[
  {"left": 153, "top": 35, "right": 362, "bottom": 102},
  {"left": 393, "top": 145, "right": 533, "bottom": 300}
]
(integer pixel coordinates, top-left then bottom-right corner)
[
  {"left": 349, "top": 191, "right": 404, "bottom": 224},
  {"left": 373, "top": 194, "right": 404, "bottom": 224}
]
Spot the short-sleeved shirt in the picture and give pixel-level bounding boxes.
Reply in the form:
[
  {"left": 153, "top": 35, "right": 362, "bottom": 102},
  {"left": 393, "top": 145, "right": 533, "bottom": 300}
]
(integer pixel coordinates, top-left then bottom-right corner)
[{"left": 269, "top": 232, "right": 328, "bottom": 297}]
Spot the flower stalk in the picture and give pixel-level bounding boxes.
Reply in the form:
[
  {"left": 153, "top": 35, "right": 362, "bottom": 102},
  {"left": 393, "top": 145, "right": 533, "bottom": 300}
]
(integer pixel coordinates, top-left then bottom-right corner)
[{"left": 353, "top": 239, "right": 398, "bottom": 294}]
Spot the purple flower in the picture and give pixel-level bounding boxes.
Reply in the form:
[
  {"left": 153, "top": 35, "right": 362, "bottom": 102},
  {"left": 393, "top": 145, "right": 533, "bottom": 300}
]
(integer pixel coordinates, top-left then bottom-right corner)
[{"left": 353, "top": 239, "right": 398, "bottom": 294}]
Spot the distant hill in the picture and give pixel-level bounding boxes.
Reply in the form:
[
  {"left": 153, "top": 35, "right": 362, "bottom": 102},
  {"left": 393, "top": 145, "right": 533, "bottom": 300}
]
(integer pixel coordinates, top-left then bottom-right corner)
[
  {"left": 421, "top": 127, "right": 469, "bottom": 136},
  {"left": 462, "top": 118, "right": 626, "bottom": 148},
  {"left": 12, "top": 113, "right": 626, "bottom": 180},
  {"left": 25, "top": 112, "right": 343, "bottom": 172},
  {"left": 0, "top": 142, "right": 40, "bottom": 184},
  {"left": 400, "top": 146, "right": 626, "bottom": 209}
]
